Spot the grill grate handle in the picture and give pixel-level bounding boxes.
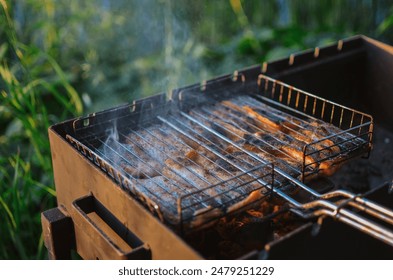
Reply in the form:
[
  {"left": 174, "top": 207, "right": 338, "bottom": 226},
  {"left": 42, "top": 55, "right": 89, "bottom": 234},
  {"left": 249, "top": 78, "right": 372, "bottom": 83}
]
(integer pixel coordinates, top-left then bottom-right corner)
[{"left": 292, "top": 182, "right": 393, "bottom": 246}]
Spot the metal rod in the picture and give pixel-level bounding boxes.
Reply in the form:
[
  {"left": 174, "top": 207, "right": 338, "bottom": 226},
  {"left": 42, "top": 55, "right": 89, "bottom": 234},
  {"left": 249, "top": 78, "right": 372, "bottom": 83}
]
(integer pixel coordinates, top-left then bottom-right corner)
[
  {"left": 122, "top": 130, "right": 222, "bottom": 204},
  {"left": 158, "top": 115, "right": 300, "bottom": 206},
  {"left": 139, "top": 126, "right": 244, "bottom": 204},
  {"left": 194, "top": 106, "right": 301, "bottom": 176},
  {"left": 66, "top": 134, "right": 167, "bottom": 221},
  {"left": 295, "top": 199, "right": 393, "bottom": 244},
  {"left": 239, "top": 95, "right": 371, "bottom": 147},
  {"left": 175, "top": 112, "right": 314, "bottom": 206},
  {"left": 300, "top": 208, "right": 393, "bottom": 247}
]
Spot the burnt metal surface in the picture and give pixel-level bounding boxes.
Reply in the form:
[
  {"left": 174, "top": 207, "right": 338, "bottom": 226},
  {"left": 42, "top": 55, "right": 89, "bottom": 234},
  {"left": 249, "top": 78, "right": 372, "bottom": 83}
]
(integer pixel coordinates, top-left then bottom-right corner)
[
  {"left": 44, "top": 35, "right": 393, "bottom": 259},
  {"left": 330, "top": 124, "right": 393, "bottom": 192}
]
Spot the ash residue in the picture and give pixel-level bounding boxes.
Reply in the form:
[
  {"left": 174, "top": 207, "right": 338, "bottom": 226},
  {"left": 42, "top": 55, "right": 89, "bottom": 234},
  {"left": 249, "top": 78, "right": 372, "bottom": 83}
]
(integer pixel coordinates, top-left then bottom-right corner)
[
  {"left": 185, "top": 197, "right": 302, "bottom": 259},
  {"left": 329, "top": 124, "right": 393, "bottom": 193}
]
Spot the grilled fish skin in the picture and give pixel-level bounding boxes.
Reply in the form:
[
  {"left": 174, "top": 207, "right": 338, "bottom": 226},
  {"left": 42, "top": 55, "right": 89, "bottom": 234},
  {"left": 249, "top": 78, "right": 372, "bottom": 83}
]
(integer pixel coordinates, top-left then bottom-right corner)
[
  {"left": 239, "top": 98, "right": 342, "bottom": 153},
  {"left": 194, "top": 104, "right": 319, "bottom": 172},
  {"left": 121, "top": 126, "right": 191, "bottom": 179},
  {"left": 221, "top": 98, "right": 350, "bottom": 175}
]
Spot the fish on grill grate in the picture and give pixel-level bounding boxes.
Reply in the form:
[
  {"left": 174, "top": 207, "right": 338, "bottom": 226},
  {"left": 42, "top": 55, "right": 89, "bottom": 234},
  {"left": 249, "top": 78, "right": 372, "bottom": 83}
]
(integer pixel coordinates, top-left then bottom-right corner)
[
  {"left": 96, "top": 91, "right": 368, "bottom": 231},
  {"left": 115, "top": 119, "right": 272, "bottom": 228},
  {"left": 219, "top": 97, "right": 367, "bottom": 176},
  {"left": 189, "top": 103, "right": 321, "bottom": 177}
]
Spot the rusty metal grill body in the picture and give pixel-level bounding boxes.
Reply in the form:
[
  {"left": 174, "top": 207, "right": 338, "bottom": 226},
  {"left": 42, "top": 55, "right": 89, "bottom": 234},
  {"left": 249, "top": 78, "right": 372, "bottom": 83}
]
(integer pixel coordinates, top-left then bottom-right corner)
[{"left": 42, "top": 35, "right": 393, "bottom": 260}]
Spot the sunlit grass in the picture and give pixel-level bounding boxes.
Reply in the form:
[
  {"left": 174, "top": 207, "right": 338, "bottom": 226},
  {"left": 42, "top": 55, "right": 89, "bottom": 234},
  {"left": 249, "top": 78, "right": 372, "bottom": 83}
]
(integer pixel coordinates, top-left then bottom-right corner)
[
  {"left": 0, "top": 153, "right": 56, "bottom": 259},
  {"left": 0, "top": 0, "right": 83, "bottom": 259},
  {"left": 0, "top": 46, "right": 82, "bottom": 258}
]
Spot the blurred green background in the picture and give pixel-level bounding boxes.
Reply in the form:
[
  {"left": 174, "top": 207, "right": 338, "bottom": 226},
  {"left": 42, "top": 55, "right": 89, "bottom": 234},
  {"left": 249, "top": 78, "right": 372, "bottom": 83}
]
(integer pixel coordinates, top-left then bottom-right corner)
[{"left": 1, "top": 0, "right": 393, "bottom": 259}]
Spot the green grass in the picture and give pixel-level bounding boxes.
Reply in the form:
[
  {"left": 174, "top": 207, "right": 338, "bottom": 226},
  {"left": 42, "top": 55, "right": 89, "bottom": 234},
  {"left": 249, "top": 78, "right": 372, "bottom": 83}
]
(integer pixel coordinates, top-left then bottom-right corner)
[
  {"left": 0, "top": 154, "right": 53, "bottom": 259},
  {"left": 0, "top": 0, "right": 82, "bottom": 259}
]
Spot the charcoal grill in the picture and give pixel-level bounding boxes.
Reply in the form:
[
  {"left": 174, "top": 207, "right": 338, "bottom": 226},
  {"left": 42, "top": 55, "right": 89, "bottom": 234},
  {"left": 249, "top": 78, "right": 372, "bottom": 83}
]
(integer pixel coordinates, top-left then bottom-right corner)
[{"left": 42, "top": 35, "right": 393, "bottom": 260}]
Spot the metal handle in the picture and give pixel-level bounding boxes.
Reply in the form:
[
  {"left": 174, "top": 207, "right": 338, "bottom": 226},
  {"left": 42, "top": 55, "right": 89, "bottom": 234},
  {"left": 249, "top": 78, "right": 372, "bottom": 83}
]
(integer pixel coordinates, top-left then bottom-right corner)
[
  {"left": 294, "top": 182, "right": 393, "bottom": 246},
  {"left": 327, "top": 182, "right": 393, "bottom": 245},
  {"left": 72, "top": 195, "right": 151, "bottom": 260}
]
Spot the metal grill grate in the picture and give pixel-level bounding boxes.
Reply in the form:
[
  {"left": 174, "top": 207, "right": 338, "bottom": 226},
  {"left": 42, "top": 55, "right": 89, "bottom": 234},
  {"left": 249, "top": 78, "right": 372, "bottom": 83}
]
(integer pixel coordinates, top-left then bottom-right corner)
[{"left": 66, "top": 74, "right": 374, "bottom": 233}]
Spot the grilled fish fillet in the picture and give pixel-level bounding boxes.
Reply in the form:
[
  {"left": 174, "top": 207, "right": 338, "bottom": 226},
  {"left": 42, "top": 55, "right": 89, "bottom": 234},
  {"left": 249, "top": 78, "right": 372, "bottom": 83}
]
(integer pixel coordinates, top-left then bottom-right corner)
[
  {"left": 109, "top": 92, "right": 366, "bottom": 230},
  {"left": 221, "top": 99, "right": 347, "bottom": 174}
]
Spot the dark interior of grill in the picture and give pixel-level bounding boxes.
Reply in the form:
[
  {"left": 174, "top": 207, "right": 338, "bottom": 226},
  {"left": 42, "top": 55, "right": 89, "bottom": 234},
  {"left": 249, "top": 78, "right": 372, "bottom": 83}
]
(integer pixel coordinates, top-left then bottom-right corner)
[{"left": 47, "top": 36, "right": 393, "bottom": 259}]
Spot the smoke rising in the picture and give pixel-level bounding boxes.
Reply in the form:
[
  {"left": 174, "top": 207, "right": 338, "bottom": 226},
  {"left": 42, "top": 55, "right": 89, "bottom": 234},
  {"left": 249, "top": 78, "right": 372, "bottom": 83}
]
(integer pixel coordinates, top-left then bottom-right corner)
[{"left": 80, "top": 0, "right": 211, "bottom": 112}]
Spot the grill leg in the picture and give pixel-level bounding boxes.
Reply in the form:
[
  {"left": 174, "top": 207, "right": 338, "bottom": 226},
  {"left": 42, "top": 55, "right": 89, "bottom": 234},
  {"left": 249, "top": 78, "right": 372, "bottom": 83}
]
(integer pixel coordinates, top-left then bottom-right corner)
[{"left": 41, "top": 208, "right": 75, "bottom": 260}]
